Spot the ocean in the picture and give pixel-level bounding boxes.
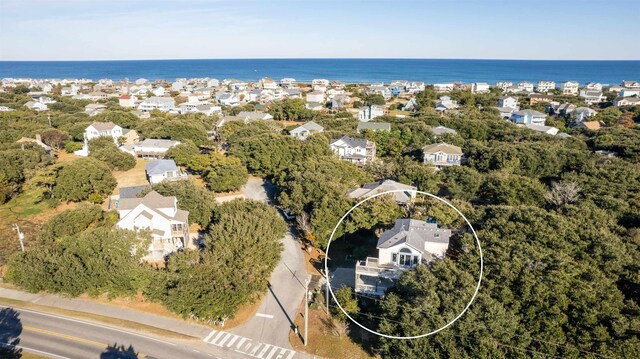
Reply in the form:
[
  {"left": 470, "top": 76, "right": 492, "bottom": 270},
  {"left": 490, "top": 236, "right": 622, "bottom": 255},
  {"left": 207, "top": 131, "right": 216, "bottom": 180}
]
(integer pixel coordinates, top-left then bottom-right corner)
[{"left": 0, "top": 59, "right": 638, "bottom": 85}]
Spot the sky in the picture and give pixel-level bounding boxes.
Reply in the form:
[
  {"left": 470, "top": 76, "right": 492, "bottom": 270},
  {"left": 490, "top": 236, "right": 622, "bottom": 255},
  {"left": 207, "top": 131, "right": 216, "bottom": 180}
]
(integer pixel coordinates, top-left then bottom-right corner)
[{"left": 0, "top": 0, "right": 638, "bottom": 61}]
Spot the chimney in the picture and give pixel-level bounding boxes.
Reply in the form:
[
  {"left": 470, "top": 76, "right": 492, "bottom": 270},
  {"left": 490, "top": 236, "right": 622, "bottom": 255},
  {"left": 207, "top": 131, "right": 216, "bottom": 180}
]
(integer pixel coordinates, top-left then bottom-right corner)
[{"left": 35, "top": 134, "right": 42, "bottom": 142}]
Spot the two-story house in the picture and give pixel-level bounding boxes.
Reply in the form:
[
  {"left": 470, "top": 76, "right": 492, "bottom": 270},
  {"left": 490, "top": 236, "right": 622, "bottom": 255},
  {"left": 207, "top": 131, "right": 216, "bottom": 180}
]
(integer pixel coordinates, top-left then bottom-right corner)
[
  {"left": 116, "top": 191, "right": 191, "bottom": 261},
  {"left": 358, "top": 105, "right": 385, "bottom": 122},
  {"left": 510, "top": 109, "right": 546, "bottom": 125},
  {"left": 330, "top": 136, "right": 376, "bottom": 165},
  {"left": 355, "top": 219, "right": 451, "bottom": 296},
  {"left": 422, "top": 143, "right": 464, "bottom": 168}
]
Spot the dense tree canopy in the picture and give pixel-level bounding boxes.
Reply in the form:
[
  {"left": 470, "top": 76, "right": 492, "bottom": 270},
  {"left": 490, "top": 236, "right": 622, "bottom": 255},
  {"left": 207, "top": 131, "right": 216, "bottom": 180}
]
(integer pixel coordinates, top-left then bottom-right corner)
[
  {"left": 50, "top": 157, "right": 117, "bottom": 202},
  {"left": 147, "top": 199, "right": 286, "bottom": 322},
  {"left": 88, "top": 137, "right": 136, "bottom": 171}
]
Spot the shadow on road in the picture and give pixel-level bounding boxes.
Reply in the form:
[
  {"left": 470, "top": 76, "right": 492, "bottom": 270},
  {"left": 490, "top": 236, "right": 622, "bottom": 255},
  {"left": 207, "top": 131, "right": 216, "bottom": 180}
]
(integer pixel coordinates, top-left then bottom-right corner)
[
  {"left": 0, "top": 307, "right": 22, "bottom": 359},
  {"left": 100, "top": 343, "right": 139, "bottom": 359},
  {"left": 267, "top": 281, "right": 300, "bottom": 338}
]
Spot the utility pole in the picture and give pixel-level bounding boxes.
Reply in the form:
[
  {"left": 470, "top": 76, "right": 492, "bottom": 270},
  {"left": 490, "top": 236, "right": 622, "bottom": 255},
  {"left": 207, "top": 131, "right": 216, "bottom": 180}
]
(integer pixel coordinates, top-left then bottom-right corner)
[
  {"left": 304, "top": 277, "right": 310, "bottom": 346},
  {"left": 13, "top": 224, "right": 25, "bottom": 252},
  {"left": 325, "top": 270, "right": 330, "bottom": 314},
  {"left": 47, "top": 114, "right": 52, "bottom": 127}
]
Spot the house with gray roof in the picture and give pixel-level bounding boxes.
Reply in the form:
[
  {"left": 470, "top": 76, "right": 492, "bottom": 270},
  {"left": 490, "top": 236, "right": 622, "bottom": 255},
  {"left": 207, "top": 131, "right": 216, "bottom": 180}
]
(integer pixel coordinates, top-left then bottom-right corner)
[
  {"left": 145, "top": 159, "right": 187, "bottom": 185},
  {"left": 116, "top": 191, "right": 192, "bottom": 260},
  {"left": 290, "top": 121, "right": 324, "bottom": 140},
  {"left": 357, "top": 122, "right": 391, "bottom": 133},
  {"left": 510, "top": 109, "right": 546, "bottom": 125},
  {"left": 330, "top": 136, "right": 376, "bottom": 165},
  {"left": 355, "top": 219, "right": 451, "bottom": 296},
  {"left": 348, "top": 179, "right": 417, "bottom": 204},
  {"left": 130, "top": 138, "right": 181, "bottom": 159},
  {"left": 431, "top": 125, "right": 457, "bottom": 136}
]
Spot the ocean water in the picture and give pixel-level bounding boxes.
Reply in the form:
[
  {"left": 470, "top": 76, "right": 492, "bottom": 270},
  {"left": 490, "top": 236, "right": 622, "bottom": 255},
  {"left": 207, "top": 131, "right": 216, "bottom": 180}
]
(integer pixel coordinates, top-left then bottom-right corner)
[{"left": 0, "top": 59, "right": 638, "bottom": 85}]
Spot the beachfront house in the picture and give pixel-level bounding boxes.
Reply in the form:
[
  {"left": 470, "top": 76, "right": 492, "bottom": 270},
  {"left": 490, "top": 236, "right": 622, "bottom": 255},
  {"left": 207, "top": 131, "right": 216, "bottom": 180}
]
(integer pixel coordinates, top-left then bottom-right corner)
[{"left": 354, "top": 219, "right": 451, "bottom": 296}]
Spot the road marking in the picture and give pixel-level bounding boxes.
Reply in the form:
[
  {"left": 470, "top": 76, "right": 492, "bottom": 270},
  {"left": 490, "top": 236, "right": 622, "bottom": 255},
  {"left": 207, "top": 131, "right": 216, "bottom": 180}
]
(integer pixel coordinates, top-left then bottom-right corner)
[
  {"left": 1, "top": 305, "right": 177, "bottom": 346},
  {"left": 1, "top": 343, "right": 71, "bottom": 359},
  {"left": 24, "top": 325, "right": 107, "bottom": 348},
  {"left": 255, "top": 313, "right": 274, "bottom": 319},
  {"left": 203, "top": 330, "right": 296, "bottom": 359}
]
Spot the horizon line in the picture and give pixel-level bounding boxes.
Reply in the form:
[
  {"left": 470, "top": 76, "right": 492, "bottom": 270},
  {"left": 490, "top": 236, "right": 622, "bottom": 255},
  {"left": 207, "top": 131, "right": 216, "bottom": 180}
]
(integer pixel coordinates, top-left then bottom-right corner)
[{"left": 1, "top": 57, "right": 640, "bottom": 63}]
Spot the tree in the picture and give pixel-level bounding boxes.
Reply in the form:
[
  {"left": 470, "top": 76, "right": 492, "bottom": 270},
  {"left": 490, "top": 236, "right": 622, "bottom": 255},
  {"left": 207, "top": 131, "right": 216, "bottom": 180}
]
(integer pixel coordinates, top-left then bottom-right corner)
[
  {"left": 88, "top": 137, "right": 136, "bottom": 171},
  {"left": 333, "top": 285, "right": 359, "bottom": 321},
  {"left": 6, "top": 227, "right": 150, "bottom": 297},
  {"left": 147, "top": 180, "right": 217, "bottom": 227},
  {"left": 50, "top": 157, "right": 117, "bottom": 202},
  {"left": 166, "top": 142, "right": 200, "bottom": 166},
  {"left": 148, "top": 199, "right": 286, "bottom": 322},
  {"left": 40, "top": 128, "right": 68, "bottom": 150}
]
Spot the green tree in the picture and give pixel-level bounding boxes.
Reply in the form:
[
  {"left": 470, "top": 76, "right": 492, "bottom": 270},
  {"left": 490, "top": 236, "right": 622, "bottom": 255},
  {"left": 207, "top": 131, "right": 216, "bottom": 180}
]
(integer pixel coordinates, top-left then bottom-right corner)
[{"left": 51, "top": 157, "right": 117, "bottom": 201}]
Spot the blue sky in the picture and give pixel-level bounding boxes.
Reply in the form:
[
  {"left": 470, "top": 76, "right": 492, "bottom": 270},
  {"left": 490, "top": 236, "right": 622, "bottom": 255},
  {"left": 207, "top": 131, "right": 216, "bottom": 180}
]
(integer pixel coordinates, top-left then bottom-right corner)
[{"left": 0, "top": 0, "right": 638, "bottom": 61}]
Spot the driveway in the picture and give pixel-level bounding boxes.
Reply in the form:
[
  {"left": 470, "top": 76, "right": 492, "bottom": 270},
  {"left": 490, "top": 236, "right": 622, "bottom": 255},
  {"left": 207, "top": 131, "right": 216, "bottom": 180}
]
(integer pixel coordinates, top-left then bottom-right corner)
[{"left": 210, "top": 177, "right": 308, "bottom": 350}]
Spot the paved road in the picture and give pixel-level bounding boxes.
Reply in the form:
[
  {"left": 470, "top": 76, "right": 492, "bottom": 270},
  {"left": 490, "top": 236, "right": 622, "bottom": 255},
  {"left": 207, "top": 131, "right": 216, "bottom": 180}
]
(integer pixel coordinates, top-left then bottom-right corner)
[
  {"left": 223, "top": 178, "right": 309, "bottom": 349},
  {"left": 0, "top": 306, "right": 251, "bottom": 359}
]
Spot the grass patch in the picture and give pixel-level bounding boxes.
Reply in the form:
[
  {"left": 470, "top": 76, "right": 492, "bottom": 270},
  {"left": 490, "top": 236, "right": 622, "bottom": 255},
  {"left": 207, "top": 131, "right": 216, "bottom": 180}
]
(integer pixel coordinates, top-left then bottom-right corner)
[{"left": 289, "top": 298, "right": 376, "bottom": 359}]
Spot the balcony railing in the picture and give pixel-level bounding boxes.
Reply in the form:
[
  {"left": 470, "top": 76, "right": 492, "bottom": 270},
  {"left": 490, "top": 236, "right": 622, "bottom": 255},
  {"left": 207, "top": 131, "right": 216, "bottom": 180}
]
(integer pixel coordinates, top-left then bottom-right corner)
[{"left": 355, "top": 257, "right": 403, "bottom": 279}]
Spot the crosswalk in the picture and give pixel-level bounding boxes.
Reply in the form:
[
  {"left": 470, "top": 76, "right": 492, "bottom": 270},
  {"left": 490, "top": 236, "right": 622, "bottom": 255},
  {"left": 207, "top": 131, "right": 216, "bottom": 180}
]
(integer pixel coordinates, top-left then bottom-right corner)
[{"left": 203, "top": 330, "right": 296, "bottom": 359}]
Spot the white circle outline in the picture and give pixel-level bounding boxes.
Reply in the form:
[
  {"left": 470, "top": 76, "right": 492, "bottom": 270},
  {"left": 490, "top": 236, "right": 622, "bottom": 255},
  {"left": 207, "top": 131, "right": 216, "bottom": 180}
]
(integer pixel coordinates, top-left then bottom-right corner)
[{"left": 324, "top": 189, "right": 483, "bottom": 340}]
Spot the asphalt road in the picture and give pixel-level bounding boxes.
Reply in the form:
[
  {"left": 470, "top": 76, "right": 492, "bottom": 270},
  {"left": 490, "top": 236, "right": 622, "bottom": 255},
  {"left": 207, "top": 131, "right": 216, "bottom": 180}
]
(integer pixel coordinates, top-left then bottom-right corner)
[{"left": 0, "top": 306, "right": 252, "bottom": 359}]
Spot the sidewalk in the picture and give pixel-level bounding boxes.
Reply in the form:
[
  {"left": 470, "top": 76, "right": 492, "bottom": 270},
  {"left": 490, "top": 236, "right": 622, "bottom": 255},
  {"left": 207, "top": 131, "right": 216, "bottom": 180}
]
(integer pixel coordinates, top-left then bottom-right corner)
[{"left": 0, "top": 287, "right": 213, "bottom": 338}]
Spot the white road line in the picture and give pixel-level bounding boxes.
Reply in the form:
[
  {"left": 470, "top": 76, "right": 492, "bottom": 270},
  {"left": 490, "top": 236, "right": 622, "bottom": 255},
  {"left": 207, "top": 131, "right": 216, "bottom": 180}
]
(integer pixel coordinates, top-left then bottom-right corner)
[
  {"left": 264, "top": 346, "right": 279, "bottom": 359},
  {"left": 234, "top": 337, "right": 247, "bottom": 350},
  {"left": 203, "top": 330, "right": 217, "bottom": 342},
  {"left": 1, "top": 305, "right": 177, "bottom": 346},
  {"left": 257, "top": 344, "right": 272, "bottom": 358},
  {"left": 225, "top": 334, "right": 240, "bottom": 347},
  {"left": 207, "top": 331, "right": 226, "bottom": 344},
  {"left": 214, "top": 332, "right": 233, "bottom": 346},
  {"left": 285, "top": 349, "right": 296, "bottom": 359},
  {"left": 7, "top": 344, "right": 70, "bottom": 359},
  {"left": 192, "top": 349, "right": 201, "bottom": 353},
  {"left": 255, "top": 313, "right": 274, "bottom": 319}
]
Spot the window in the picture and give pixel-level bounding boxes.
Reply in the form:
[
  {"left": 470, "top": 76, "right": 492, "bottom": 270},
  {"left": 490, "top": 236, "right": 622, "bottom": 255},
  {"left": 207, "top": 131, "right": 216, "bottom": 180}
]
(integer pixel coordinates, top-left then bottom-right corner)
[
  {"left": 172, "top": 224, "right": 183, "bottom": 232},
  {"left": 392, "top": 253, "right": 397, "bottom": 263},
  {"left": 434, "top": 233, "right": 440, "bottom": 238}
]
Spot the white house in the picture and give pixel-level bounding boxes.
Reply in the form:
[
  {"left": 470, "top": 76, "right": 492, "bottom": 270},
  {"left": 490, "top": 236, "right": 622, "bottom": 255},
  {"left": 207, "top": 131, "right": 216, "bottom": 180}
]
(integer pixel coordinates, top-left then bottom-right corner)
[
  {"left": 498, "top": 96, "right": 519, "bottom": 110},
  {"left": 510, "top": 109, "right": 546, "bottom": 125},
  {"left": 354, "top": 219, "right": 451, "bottom": 296},
  {"left": 24, "top": 101, "right": 48, "bottom": 111},
  {"left": 431, "top": 125, "right": 458, "bottom": 136},
  {"left": 347, "top": 179, "right": 417, "bottom": 205},
  {"left": 614, "top": 97, "right": 640, "bottom": 107},
  {"left": 560, "top": 81, "right": 579, "bottom": 96},
  {"left": 433, "top": 83, "right": 454, "bottom": 92},
  {"left": 330, "top": 136, "right": 377, "bottom": 165},
  {"left": 471, "top": 82, "right": 490, "bottom": 93},
  {"left": 620, "top": 89, "right": 640, "bottom": 98},
  {"left": 119, "top": 94, "right": 137, "bottom": 108},
  {"left": 579, "top": 89, "right": 606, "bottom": 105},
  {"left": 358, "top": 105, "right": 385, "bottom": 122},
  {"left": 138, "top": 97, "right": 175, "bottom": 112},
  {"left": 115, "top": 191, "right": 191, "bottom": 260},
  {"left": 290, "top": 121, "right": 324, "bottom": 140},
  {"left": 217, "top": 93, "right": 240, "bottom": 106},
  {"left": 422, "top": 143, "right": 464, "bottom": 168},
  {"left": 517, "top": 82, "right": 535, "bottom": 93},
  {"left": 536, "top": 81, "right": 556, "bottom": 92},
  {"left": 130, "top": 138, "right": 181, "bottom": 159},
  {"left": 306, "top": 91, "right": 325, "bottom": 104},
  {"left": 435, "top": 96, "right": 459, "bottom": 112},
  {"left": 573, "top": 107, "right": 597, "bottom": 121},
  {"left": 496, "top": 81, "right": 513, "bottom": 92},
  {"left": 145, "top": 159, "right": 187, "bottom": 185},
  {"left": 84, "top": 121, "right": 124, "bottom": 143}
]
